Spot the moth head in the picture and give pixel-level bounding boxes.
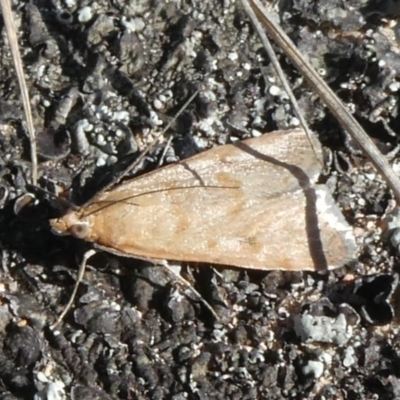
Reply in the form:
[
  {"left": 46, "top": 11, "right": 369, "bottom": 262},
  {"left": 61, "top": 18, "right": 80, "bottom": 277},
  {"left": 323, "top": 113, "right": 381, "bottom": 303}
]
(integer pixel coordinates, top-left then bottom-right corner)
[{"left": 50, "top": 211, "right": 91, "bottom": 239}]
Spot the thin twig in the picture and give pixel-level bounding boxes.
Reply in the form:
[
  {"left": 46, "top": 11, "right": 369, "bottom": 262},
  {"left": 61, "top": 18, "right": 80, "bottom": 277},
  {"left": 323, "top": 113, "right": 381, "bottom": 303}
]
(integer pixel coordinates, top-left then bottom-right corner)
[
  {"left": 82, "top": 89, "right": 200, "bottom": 207},
  {"left": 0, "top": 0, "right": 37, "bottom": 185},
  {"left": 119, "top": 89, "right": 200, "bottom": 181},
  {"left": 240, "top": 0, "right": 321, "bottom": 165},
  {"left": 242, "top": 0, "right": 400, "bottom": 204}
]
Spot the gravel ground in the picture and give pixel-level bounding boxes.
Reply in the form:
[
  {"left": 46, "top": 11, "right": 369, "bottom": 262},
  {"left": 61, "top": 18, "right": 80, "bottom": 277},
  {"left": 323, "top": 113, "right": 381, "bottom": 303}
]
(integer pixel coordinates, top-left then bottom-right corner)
[{"left": 1, "top": 0, "right": 400, "bottom": 399}]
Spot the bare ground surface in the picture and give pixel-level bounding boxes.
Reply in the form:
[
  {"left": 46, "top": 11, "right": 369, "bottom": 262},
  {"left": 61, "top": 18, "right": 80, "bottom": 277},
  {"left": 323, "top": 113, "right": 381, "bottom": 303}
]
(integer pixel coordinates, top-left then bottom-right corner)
[{"left": 1, "top": 0, "right": 400, "bottom": 399}]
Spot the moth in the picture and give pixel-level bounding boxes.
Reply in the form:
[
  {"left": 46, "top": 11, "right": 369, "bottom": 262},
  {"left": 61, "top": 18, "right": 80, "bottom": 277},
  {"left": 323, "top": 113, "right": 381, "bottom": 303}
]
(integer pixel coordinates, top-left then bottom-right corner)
[{"left": 50, "top": 128, "right": 357, "bottom": 271}]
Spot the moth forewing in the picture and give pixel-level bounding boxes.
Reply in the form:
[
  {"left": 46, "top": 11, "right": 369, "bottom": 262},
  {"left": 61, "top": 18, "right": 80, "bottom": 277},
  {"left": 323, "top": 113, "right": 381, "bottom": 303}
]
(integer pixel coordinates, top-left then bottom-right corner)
[{"left": 50, "top": 129, "right": 357, "bottom": 271}]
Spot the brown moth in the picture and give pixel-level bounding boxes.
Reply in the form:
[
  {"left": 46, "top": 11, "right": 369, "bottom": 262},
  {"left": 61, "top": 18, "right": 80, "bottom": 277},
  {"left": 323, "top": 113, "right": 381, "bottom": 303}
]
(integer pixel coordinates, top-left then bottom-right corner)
[{"left": 50, "top": 129, "right": 356, "bottom": 271}]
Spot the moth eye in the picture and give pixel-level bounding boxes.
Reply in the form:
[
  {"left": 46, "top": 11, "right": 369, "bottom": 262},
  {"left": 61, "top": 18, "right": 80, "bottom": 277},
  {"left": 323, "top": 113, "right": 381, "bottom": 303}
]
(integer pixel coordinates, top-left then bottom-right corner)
[{"left": 70, "top": 222, "right": 90, "bottom": 239}]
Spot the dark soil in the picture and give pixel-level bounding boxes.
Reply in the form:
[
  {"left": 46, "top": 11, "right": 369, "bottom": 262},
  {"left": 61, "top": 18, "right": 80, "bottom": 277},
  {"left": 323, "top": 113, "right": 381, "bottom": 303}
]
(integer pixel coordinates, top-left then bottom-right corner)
[{"left": 1, "top": 0, "right": 400, "bottom": 399}]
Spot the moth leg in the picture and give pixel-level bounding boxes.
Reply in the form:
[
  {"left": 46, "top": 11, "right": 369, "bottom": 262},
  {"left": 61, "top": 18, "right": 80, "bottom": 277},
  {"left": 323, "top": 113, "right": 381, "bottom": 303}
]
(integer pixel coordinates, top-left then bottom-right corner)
[
  {"left": 50, "top": 249, "right": 96, "bottom": 329},
  {"left": 162, "top": 262, "right": 220, "bottom": 321}
]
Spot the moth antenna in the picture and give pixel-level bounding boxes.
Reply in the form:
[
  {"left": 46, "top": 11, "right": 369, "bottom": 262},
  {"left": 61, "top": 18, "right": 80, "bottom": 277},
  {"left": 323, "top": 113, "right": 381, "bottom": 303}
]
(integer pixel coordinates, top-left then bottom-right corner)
[
  {"left": 81, "top": 89, "right": 200, "bottom": 208},
  {"left": 239, "top": 0, "right": 322, "bottom": 166},
  {"left": 50, "top": 249, "right": 96, "bottom": 329},
  {"left": 83, "top": 185, "right": 240, "bottom": 218},
  {"left": 0, "top": 0, "right": 37, "bottom": 185},
  {"left": 162, "top": 262, "right": 220, "bottom": 321}
]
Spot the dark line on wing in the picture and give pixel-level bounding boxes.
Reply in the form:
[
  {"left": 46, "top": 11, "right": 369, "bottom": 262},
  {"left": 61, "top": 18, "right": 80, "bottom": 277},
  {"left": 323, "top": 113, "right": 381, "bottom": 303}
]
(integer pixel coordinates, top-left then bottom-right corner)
[{"left": 84, "top": 185, "right": 240, "bottom": 217}]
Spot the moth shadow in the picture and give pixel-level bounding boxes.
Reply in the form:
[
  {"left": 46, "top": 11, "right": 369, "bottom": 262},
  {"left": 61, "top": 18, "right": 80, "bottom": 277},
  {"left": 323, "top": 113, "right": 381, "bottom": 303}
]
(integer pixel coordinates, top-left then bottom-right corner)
[{"left": 234, "top": 140, "right": 328, "bottom": 271}]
